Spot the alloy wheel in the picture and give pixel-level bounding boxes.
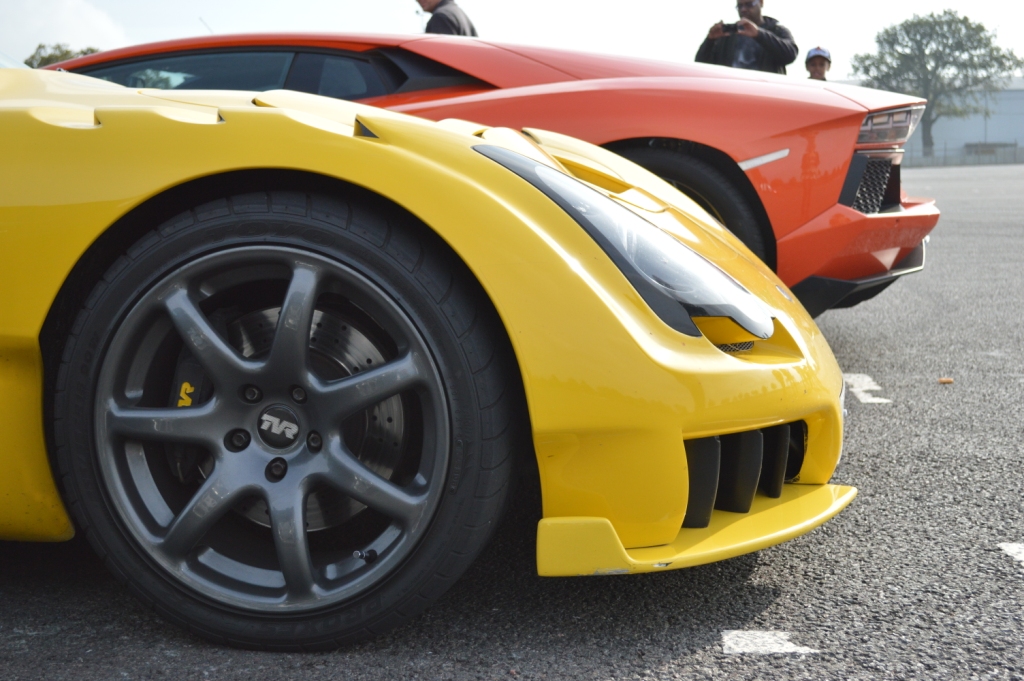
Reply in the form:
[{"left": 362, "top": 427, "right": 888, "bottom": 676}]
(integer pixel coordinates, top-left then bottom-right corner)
[{"left": 94, "top": 246, "right": 450, "bottom": 612}]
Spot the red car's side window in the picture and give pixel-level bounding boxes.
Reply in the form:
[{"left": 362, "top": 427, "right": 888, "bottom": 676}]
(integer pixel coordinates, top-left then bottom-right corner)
[
  {"left": 284, "top": 53, "right": 388, "bottom": 100},
  {"left": 79, "top": 51, "right": 295, "bottom": 91}
]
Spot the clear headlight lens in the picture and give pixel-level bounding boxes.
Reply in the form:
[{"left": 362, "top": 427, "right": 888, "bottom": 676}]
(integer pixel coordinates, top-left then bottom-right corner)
[
  {"left": 837, "top": 382, "right": 847, "bottom": 465},
  {"left": 857, "top": 105, "right": 925, "bottom": 145},
  {"left": 476, "top": 145, "right": 774, "bottom": 339}
]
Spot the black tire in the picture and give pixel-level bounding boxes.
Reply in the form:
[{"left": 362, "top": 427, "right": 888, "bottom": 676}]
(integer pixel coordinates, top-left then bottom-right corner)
[
  {"left": 52, "top": 190, "right": 520, "bottom": 649},
  {"left": 616, "top": 147, "right": 771, "bottom": 265}
]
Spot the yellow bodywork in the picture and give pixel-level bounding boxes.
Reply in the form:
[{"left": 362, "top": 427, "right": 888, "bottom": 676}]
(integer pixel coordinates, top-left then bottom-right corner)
[
  {"left": 0, "top": 70, "right": 853, "bottom": 569},
  {"left": 537, "top": 484, "right": 856, "bottom": 576}
]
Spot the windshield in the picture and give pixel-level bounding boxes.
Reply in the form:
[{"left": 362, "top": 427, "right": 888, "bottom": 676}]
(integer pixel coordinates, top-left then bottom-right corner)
[{"left": 0, "top": 52, "right": 28, "bottom": 69}]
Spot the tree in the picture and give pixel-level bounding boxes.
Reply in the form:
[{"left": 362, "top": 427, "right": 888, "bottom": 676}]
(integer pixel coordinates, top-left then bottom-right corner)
[
  {"left": 24, "top": 43, "right": 100, "bottom": 69},
  {"left": 852, "top": 11, "right": 1023, "bottom": 156}
]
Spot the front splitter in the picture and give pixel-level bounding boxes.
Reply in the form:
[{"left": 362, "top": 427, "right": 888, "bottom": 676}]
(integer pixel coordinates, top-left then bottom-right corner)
[{"left": 536, "top": 483, "right": 857, "bottom": 576}]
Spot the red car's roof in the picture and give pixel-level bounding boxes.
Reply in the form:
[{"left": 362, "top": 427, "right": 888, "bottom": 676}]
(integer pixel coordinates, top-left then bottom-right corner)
[
  {"left": 51, "top": 33, "right": 417, "bottom": 68},
  {"left": 52, "top": 32, "right": 923, "bottom": 113},
  {"left": 51, "top": 33, "right": 579, "bottom": 89},
  {"left": 51, "top": 32, "right": 765, "bottom": 90}
]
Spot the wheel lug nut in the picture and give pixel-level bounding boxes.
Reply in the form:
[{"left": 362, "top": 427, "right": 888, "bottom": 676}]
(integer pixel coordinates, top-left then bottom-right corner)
[
  {"left": 242, "top": 385, "right": 262, "bottom": 403},
  {"left": 291, "top": 387, "right": 307, "bottom": 404},
  {"left": 266, "top": 457, "right": 288, "bottom": 482},
  {"left": 307, "top": 431, "right": 322, "bottom": 452},
  {"left": 226, "top": 429, "right": 251, "bottom": 452}
]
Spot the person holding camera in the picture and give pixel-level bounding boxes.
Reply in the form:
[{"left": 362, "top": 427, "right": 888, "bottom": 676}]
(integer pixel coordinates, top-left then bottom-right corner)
[
  {"left": 416, "top": 0, "right": 478, "bottom": 37},
  {"left": 695, "top": 0, "right": 797, "bottom": 74}
]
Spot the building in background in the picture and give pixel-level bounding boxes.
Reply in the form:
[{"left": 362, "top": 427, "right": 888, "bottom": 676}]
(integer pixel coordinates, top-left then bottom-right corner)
[{"left": 904, "top": 77, "right": 1023, "bottom": 165}]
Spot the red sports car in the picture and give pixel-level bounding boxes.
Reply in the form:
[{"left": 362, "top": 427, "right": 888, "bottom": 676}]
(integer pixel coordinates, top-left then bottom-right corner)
[{"left": 54, "top": 33, "right": 940, "bottom": 316}]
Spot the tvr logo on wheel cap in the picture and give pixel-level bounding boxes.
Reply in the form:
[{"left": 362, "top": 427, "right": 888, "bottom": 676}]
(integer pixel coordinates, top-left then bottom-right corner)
[{"left": 258, "top": 405, "right": 300, "bottom": 449}]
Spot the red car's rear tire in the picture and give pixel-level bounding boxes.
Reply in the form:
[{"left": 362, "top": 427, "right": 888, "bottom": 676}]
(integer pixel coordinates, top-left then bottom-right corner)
[{"left": 617, "top": 148, "right": 771, "bottom": 265}]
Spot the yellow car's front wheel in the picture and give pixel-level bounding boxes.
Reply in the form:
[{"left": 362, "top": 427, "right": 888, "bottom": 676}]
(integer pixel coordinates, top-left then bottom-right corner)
[{"left": 52, "top": 189, "right": 522, "bottom": 649}]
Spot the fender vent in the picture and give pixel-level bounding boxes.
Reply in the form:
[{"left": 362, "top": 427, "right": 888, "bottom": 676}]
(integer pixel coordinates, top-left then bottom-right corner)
[{"left": 682, "top": 421, "right": 807, "bottom": 528}]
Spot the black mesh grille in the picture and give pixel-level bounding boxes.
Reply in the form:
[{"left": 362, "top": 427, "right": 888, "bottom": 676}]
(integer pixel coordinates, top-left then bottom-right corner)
[
  {"left": 682, "top": 421, "right": 807, "bottom": 528},
  {"left": 851, "top": 159, "right": 893, "bottom": 214},
  {"left": 716, "top": 341, "right": 754, "bottom": 353}
]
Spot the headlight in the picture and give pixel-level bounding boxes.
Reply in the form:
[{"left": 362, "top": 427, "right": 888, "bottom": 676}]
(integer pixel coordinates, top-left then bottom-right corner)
[
  {"left": 476, "top": 145, "right": 774, "bottom": 339},
  {"left": 857, "top": 105, "right": 925, "bottom": 145},
  {"left": 837, "top": 382, "right": 847, "bottom": 465}
]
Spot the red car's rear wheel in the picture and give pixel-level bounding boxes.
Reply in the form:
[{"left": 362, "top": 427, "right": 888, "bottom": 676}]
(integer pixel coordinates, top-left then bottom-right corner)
[{"left": 616, "top": 147, "right": 771, "bottom": 266}]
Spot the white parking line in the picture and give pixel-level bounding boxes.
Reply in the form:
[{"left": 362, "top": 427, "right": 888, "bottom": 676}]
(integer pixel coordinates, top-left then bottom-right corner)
[
  {"left": 721, "top": 630, "right": 819, "bottom": 655},
  {"left": 998, "top": 543, "right": 1024, "bottom": 565},
  {"left": 843, "top": 373, "right": 892, "bottom": 404}
]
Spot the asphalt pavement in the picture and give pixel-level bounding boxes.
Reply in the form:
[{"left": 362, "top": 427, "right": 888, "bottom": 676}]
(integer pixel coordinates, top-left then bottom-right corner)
[{"left": 2, "top": 164, "right": 1023, "bottom": 680}]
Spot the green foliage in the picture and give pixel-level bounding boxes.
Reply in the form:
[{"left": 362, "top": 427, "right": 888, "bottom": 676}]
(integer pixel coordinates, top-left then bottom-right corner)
[
  {"left": 852, "top": 11, "right": 1023, "bottom": 152},
  {"left": 24, "top": 43, "right": 100, "bottom": 69}
]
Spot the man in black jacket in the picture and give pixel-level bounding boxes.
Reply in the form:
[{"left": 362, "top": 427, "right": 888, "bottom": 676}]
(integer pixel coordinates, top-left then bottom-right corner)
[
  {"left": 695, "top": 0, "right": 797, "bottom": 74},
  {"left": 416, "top": 0, "right": 478, "bottom": 37}
]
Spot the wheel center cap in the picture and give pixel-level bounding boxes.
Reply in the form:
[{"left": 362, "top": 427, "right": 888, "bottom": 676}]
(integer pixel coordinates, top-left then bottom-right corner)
[{"left": 257, "top": 405, "right": 301, "bottom": 449}]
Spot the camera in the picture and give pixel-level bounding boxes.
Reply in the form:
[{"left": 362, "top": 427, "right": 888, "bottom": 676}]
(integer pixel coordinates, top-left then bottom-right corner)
[{"left": 722, "top": 23, "right": 740, "bottom": 34}]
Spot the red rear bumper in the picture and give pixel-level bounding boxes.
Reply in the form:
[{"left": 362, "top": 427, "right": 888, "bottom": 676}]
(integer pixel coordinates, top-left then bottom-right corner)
[{"left": 775, "top": 198, "right": 940, "bottom": 287}]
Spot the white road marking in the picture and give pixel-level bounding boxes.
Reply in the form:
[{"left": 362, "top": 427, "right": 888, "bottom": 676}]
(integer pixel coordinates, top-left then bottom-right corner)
[
  {"left": 721, "top": 630, "right": 819, "bottom": 655},
  {"left": 843, "top": 373, "right": 892, "bottom": 404},
  {"left": 998, "top": 543, "right": 1024, "bottom": 565}
]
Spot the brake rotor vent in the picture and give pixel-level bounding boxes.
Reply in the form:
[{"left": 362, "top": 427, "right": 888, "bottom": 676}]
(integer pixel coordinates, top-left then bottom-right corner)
[{"left": 716, "top": 341, "right": 754, "bottom": 353}]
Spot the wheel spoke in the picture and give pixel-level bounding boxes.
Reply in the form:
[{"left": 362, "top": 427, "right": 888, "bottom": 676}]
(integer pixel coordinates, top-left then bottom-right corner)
[
  {"left": 321, "top": 442, "right": 428, "bottom": 528},
  {"left": 163, "top": 287, "right": 259, "bottom": 385},
  {"left": 106, "top": 399, "right": 222, "bottom": 447},
  {"left": 311, "top": 352, "right": 426, "bottom": 421},
  {"left": 267, "top": 486, "right": 315, "bottom": 598},
  {"left": 160, "top": 464, "right": 253, "bottom": 558},
  {"left": 266, "top": 264, "right": 321, "bottom": 376}
]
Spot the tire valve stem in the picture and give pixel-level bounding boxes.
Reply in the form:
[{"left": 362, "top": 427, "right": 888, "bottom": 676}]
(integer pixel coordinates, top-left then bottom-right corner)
[{"left": 353, "top": 549, "right": 378, "bottom": 564}]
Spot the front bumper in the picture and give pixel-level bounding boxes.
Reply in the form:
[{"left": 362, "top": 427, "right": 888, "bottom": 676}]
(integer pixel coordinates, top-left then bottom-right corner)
[
  {"left": 791, "top": 240, "right": 927, "bottom": 317},
  {"left": 775, "top": 197, "right": 939, "bottom": 298},
  {"left": 537, "top": 484, "right": 856, "bottom": 576}
]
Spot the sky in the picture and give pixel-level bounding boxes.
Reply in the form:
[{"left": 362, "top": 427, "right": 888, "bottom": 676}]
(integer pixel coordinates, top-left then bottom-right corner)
[{"left": 3, "top": 0, "right": 1024, "bottom": 81}]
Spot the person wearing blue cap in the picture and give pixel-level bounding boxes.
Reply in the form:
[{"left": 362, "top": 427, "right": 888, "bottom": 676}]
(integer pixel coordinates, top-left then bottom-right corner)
[{"left": 806, "top": 47, "right": 831, "bottom": 81}]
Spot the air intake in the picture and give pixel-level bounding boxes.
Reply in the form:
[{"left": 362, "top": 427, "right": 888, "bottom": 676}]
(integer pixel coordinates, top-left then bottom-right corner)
[
  {"left": 839, "top": 152, "right": 903, "bottom": 215},
  {"left": 716, "top": 341, "right": 754, "bottom": 353},
  {"left": 682, "top": 422, "right": 807, "bottom": 528},
  {"left": 851, "top": 158, "right": 893, "bottom": 214}
]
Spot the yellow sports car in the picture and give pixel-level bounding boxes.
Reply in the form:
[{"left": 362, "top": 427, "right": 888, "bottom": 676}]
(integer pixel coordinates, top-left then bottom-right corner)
[{"left": 0, "top": 66, "right": 855, "bottom": 648}]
